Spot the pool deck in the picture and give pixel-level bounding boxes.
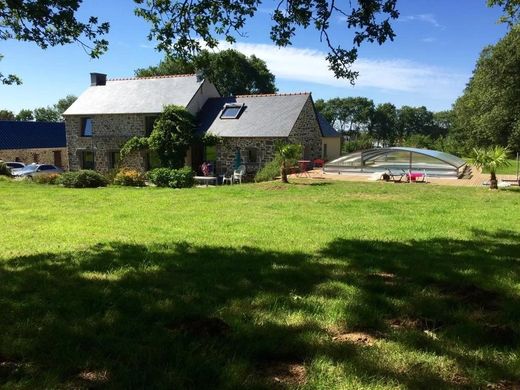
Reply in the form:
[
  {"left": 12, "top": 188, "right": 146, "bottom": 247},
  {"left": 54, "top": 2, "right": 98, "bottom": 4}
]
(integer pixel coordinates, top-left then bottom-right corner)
[{"left": 290, "top": 167, "right": 518, "bottom": 187}]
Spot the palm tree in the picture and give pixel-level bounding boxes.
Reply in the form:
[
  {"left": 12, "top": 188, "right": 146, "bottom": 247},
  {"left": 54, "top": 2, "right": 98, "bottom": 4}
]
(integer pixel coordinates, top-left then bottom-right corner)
[
  {"left": 469, "top": 146, "right": 511, "bottom": 189},
  {"left": 276, "top": 143, "right": 303, "bottom": 183}
]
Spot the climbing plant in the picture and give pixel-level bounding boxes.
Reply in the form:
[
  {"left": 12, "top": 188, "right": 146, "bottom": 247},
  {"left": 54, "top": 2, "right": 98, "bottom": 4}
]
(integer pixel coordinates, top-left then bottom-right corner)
[{"left": 120, "top": 105, "right": 195, "bottom": 169}]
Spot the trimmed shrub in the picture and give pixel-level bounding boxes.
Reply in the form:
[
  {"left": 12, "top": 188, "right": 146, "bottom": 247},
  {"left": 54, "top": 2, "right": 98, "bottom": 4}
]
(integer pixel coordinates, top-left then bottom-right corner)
[
  {"left": 113, "top": 169, "right": 146, "bottom": 187},
  {"left": 168, "top": 166, "right": 194, "bottom": 188},
  {"left": 33, "top": 173, "right": 60, "bottom": 185},
  {"left": 57, "top": 170, "right": 108, "bottom": 188},
  {"left": 148, "top": 167, "right": 194, "bottom": 188},
  {"left": 255, "top": 156, "right": 282, "bottom": 182},
  {"left": 0, "top": 161, "right": 11, "bottom": 177},
  {"left": 147, "top": 168, "right": 172, "bottom": 187}
]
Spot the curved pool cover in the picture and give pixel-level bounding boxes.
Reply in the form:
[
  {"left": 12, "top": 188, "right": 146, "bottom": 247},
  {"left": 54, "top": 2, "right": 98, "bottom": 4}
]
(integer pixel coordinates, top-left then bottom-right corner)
[{"left": 323, "top": 147, "right": 467, "bottom": 178}]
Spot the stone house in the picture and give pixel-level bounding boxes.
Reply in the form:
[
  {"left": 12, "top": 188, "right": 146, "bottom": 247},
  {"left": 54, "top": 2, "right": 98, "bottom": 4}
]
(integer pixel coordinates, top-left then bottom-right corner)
[
  {"left": 0, "top": 121, "right": 67, "bottom": 167},
  {"left": 196, "top": 93, "right": 341, "bottom": 174},
  {"left": 63, "top": 73, "right": 220, "bottom": 172},
  {"left": 64, "top": 73, "right": 340, "bottom": 174}
]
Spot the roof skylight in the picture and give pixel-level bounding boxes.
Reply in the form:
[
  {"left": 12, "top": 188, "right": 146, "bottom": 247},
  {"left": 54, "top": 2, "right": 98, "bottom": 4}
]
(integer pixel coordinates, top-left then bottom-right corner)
[{"left": 220, "top": 103, "right": 244, "bottom": 119}]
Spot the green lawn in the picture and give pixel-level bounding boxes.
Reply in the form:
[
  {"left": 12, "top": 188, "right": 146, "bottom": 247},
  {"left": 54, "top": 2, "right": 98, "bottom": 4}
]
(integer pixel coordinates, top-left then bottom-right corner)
[{"left": 0, "top": 179, "right": 519, "bottom": 389}]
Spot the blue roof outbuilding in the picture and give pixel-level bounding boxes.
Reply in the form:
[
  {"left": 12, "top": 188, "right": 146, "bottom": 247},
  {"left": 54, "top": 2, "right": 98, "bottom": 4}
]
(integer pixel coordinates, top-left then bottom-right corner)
[{"left": 0, "top": 121, "right": 66, "bottom": 150}]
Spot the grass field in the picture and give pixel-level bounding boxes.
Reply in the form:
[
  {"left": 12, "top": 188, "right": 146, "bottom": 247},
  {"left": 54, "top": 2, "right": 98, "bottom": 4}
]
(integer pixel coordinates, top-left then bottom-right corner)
[{"left": 1, "top": 179, "right": 519, "bottom": 389}]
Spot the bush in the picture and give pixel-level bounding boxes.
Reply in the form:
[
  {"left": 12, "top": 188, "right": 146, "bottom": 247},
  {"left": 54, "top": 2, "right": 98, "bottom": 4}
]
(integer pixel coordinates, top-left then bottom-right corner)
[
  {"left": 168, "top": 166, "right": 194, "bottom": 188},
  {"left": 147, "top": 168, "right": 171, "bottom": 187},
  {"left": 113, "top": 168, "right": 146, "bottom": 187},
  {"left": 33, "top": 173, "right": 60, "bottom": 185},
  {"left": 255, "top": 156, "right": 282, "bottom": 182},
  {"left": 0, "top": 161, "right": 11, "bottom": 177},
  {"left": 147, "top": 167, "right": 194, "bottom": 188},
  {"left": 57, "top": 170, "right": 108, "bottom": 188}
]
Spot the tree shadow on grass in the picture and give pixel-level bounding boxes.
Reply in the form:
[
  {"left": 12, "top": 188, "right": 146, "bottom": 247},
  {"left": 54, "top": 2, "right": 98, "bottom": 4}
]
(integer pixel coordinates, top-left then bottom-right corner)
[{"left": 0, "top": 231, "right": 519, "bottom": 388}]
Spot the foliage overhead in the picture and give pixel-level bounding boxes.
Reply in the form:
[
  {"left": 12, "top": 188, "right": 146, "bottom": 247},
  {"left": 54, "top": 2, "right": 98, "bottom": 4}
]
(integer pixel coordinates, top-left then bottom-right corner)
[
  {"left": 2, "top": 1, "right": 518, "bottom": 87},
  {"left": 488, "top": 0, "right": 520, "bottom": 25},
  {"left": 136, "top": 49, "right": 277, "bottom": 96},
  {"left": 0, "top": 0, "right": 109, "bottom": 84},
  {"left": 134, "top": 0, "right": 400, "bottom": 82},
  {"left": 453, "top": 26, "right": 520, "bottom": 152}
]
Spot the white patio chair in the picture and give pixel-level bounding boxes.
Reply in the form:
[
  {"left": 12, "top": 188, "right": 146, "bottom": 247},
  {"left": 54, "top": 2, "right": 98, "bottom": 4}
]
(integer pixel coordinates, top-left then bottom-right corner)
[
  {"left": 221, "top": 168, "right": 234, "bottom": 185},
  {"left": 233, "top": 165, "right": 246, "bottom": 184}
]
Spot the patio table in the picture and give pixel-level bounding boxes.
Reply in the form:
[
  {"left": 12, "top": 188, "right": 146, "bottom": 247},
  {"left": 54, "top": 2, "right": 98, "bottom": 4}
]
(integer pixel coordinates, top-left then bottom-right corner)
[
  {"left": 194, "top": 176, "right": 218, "bottom": 187},
  {"left": 296, "top": 160, "right": 311, "bottom": 178}
]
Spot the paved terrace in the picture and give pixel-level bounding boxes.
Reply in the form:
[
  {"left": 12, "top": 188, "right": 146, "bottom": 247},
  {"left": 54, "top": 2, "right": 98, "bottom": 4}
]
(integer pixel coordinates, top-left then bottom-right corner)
[{"left": 291, "top": 166, "right": 518, "bottom": 187}]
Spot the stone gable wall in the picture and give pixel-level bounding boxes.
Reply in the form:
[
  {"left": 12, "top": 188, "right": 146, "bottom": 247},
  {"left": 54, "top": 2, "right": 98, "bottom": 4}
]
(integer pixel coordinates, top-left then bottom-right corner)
[
  {"left": 0, "top": 147, "right": 68, "bottom": 168},
  {"left": 288, "top": 96, "right": 322, "bottom": 160},
  {"left": 65, "top": 114, "right": 148, "bottom": 173}
]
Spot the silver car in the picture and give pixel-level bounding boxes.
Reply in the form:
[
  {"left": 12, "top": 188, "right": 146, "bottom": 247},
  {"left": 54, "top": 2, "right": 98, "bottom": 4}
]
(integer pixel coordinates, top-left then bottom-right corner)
[
  {"left": 5, "top": 162, "right": 25, "bottom": 174},
  {"left": 12, "top": 163, "right": 63, "bottom": 179}
]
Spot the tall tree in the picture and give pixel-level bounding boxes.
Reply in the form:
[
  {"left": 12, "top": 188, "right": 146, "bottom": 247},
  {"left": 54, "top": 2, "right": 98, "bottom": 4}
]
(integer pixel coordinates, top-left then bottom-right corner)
[
  {"left": 453, "top": 26, "right": 520, "bottom": 151},
  {"left": 432, "top": 110, "right": 454, "bottom": 138},
  {"left": 55, "top": 95, "right": 77, "bottom": 117},
  {"left": 0, "top": 109, "right": 15, "bottom": 120},
  {"left": 397, "top": 106, "right": 434, "bottom": 139},
  {"left": 33, "top": 107, "right": 60, "bottom": 122},
  {"left": 1, "top": 0, "right": 109, "bottom": 84},
  {"left": 136, "top": 50, "right": 276, "bottom": 96},
  {"left": 314, "top": 97, "right": 374, "bottom": 135},
  {"left": 15, "top": 109, "right": 34, "bottom": 121},
  {"left": 371, "top": 103, "right": 398, "bottom": 145}
]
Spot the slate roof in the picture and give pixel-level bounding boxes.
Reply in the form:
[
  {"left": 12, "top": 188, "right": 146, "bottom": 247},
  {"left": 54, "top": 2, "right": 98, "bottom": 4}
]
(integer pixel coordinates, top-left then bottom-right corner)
[
  {"left": 64, "top": 74, "right": 204, "bottom": 115},
  {"left": 317, "top": 112, "right": 340, "bottom": 137},
  {"left": 0, "top": 121, "right": 66, "bottom": 150},
  {"left": 197, "top": 93, "right": 311, "bottom": 137}
]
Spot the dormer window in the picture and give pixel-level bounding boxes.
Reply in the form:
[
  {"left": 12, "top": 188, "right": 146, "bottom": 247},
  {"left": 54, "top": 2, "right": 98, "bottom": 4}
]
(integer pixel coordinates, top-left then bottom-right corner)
[{"left": 220, "top": 103, "right": 244, "bottom": 119}]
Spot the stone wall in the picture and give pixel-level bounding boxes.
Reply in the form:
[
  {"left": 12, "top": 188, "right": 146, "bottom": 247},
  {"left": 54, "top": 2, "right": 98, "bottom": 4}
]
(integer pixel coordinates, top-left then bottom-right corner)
[
  {"left": 65, "top": 114, "right": 148, "bottom": 173},
  {"left": 0, "top": 147, "right": 68, "bottom": 168},
  {"left": 288, "top": 96, "right": 323, "bottom": 160},
  {"left": 216, "top": 137, "right": 281, "bottom": 174}
]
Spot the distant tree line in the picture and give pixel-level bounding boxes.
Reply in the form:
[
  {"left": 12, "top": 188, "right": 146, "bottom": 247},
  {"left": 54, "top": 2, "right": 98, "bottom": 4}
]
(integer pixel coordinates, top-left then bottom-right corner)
[
  {"left": 0, "top": 95, "right": 76, "bottom": 122},
  {"left": 315, "top": 97, "right": 459, "bottom": 154}
]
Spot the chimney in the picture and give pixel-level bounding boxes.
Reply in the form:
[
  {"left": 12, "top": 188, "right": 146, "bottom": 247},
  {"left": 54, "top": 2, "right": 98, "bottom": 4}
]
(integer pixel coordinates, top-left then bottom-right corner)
[
  {"left": 195, "top": 70, "right": 204, "bottom": 82},
  {"left": 90, "top": 73, "right": 107, "bottom": 86}
]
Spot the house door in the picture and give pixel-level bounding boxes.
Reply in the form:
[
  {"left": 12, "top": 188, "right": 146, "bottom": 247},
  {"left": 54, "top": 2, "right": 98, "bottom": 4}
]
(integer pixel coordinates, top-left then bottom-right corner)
[{"left": 53, "top": 151, "right": 62, "bottom": 167}]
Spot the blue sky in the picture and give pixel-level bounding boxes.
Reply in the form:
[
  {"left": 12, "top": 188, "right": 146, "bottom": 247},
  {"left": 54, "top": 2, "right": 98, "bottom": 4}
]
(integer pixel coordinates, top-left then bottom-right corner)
[{"left": 0, "top": 0, "right": 508, "bottom": 113}]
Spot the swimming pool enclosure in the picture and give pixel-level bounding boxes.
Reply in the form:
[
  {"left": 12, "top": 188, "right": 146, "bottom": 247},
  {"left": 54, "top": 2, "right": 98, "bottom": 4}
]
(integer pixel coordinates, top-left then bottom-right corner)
[{"left": 323, "top": 147, "right": 467, "bottom": 178}]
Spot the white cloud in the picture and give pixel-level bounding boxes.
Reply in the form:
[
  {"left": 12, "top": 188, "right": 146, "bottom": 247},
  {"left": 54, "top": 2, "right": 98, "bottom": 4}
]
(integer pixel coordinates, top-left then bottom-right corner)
[
  {"left": 212, "top": 41, "right": 466, "bottom": 100},
  {"left": 400, "top": 14, "right": 444, "bottom": 29},
  {"left": 421, "top": 37, "right": 437, "bottom": 43}
]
